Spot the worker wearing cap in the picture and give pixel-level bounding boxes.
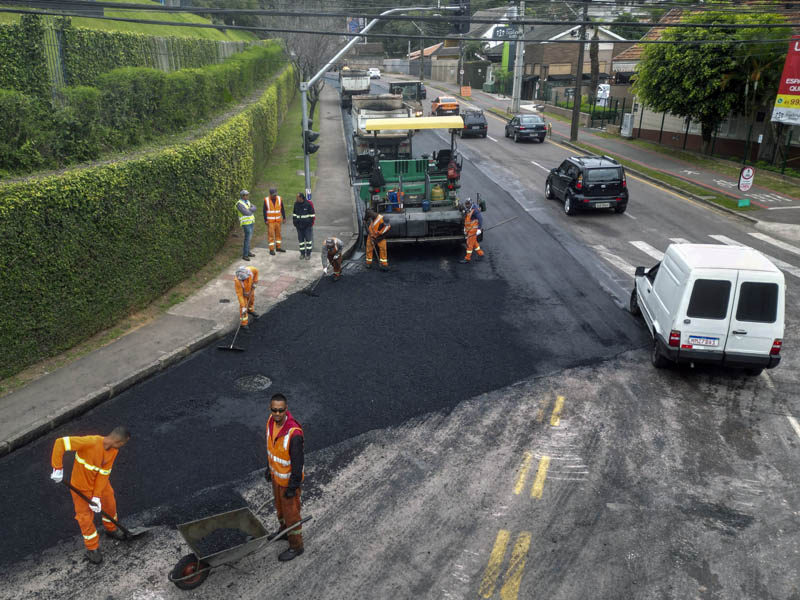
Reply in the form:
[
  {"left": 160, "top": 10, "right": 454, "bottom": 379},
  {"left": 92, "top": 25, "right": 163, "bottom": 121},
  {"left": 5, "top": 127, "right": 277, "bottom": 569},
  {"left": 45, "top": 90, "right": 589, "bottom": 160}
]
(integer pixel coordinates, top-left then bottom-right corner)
[
  {"left": 50, "top": 427, "right": 131, "bottom": 565},
  {"left": 264, "top": 393, "right": 305, "bottom": 562},
  {"left": 364, "top": 208, "right": 390, "bottom": 271},
  {"left": 236, "top": 190, "right": 257, "bottom": 261},
  {"left": 235, "top": 265, "right": 259, "bottom": 330},
  {"left": 292, "top": 193, "right": 316, "bottom": 260},
  {"left": 263, "top": 187, "right": 286, "bottom": 256},
  {"left": 322, "top": 237, "right": 344, "bottom": 281},
  {"left": 460, "top": 199, "right": 484, "bottom": 264}
]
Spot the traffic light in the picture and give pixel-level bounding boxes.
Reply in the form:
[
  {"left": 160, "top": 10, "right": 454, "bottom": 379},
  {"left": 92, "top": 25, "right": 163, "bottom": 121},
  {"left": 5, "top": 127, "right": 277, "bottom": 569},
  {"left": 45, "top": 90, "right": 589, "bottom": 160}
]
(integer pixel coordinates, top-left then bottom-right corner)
[
  {"left": 452, "top": 0, "right": 470, "bottom": 34},
  {"left": 303, "top": 129, "right": 320, "bottom": 155}
]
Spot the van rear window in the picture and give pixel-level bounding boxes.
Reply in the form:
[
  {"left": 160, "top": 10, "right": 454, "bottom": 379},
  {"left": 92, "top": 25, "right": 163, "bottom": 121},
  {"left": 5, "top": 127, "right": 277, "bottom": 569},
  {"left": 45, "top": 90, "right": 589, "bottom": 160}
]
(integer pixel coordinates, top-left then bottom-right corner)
[
  {"left": 687, "top": 279, "right": 731, "bottom": 319},
  {"left": 736, "top": 282, "right": 778, "bottom": 323}
]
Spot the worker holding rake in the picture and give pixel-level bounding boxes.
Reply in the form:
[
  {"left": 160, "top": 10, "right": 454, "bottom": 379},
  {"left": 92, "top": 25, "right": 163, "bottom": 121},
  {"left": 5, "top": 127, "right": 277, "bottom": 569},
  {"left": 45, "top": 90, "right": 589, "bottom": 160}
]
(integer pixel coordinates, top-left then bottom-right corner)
[{"left": 235, "top": 265, "right": 259, "bottom": 332}]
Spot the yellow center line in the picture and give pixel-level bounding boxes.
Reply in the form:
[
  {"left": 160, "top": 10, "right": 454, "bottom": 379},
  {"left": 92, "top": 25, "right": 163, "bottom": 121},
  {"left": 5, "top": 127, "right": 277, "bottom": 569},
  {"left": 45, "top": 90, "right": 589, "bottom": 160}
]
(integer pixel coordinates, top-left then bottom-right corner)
[
  {"left": 531, "top": 456, "right": 551, "bottom": 500},
  {"left": 513, "top": 452, "right": 534, "bottom": 495},
  {"left": 550, "top": 395, "right": 565, "bottom": 427},
  {"left": 500, "top": 532, "right": 532, "bottom": 600},
  {"left": 536, "top": 397, "right": 550, "bottom": 423},
  {"left": 479, "top": 530, "right": 510, "bottom": 598}
]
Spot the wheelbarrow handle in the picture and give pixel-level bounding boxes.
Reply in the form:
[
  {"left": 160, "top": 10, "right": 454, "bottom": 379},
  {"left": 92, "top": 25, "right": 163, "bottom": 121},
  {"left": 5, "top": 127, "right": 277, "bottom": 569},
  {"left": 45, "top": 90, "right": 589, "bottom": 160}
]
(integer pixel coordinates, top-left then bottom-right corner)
[{"left": 63, "top": 480, "right": 131, "bottom": 537}]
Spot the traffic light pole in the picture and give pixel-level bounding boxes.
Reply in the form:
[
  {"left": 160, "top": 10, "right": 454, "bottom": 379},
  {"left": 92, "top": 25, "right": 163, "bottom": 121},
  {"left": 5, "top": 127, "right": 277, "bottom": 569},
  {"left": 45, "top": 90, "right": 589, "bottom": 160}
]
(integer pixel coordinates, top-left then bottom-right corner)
[{"left": 300, "top": 5, "right": 458, "bottom": 199}]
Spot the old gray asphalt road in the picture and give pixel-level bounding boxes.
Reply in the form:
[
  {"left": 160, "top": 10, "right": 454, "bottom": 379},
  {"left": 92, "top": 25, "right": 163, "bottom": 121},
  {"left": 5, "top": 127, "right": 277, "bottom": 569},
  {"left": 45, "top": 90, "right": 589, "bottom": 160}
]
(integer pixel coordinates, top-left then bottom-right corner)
[{"left": 3, "top": 82, "right": 799, "bottom": 598}]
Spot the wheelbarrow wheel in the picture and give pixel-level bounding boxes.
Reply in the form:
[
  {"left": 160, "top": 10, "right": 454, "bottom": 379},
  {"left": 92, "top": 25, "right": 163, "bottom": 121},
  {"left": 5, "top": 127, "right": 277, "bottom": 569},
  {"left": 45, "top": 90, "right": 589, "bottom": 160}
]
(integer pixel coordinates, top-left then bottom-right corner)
[{"left": 171, "top": 553, "right": 210, "bottom": 590}]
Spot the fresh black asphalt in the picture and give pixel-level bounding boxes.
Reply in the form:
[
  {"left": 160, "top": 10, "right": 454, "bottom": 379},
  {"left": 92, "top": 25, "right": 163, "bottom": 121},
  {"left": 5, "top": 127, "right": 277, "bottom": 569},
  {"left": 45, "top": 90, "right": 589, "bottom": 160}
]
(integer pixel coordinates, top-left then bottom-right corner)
[{"left": 0, "top": 127, "right": 650, "bottom": 570}]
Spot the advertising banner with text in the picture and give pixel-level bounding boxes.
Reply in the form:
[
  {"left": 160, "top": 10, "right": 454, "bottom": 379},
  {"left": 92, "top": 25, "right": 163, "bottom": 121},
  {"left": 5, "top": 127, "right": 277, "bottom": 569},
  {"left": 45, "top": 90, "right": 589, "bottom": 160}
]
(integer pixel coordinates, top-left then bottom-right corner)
[{"left": 772, "top": 35, "right": 800, "bottom": 125}]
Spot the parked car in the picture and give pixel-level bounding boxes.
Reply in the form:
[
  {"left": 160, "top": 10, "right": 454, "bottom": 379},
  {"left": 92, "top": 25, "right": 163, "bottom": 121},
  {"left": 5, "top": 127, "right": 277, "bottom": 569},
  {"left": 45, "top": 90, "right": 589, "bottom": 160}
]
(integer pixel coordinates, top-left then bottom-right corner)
[
  {"left": 631, "top": 243, "right": 784, "bottom": 375},
  {"left": 420, "top": 83, "right": 427, "bottom": 99},
  {"left": 545, "top": 155, "right": 629, "bottom": 215},
  {"left": 368, "top": 68, "right": 381, "bottom": 79},
  {"left": 504, "top": 113, "right": 547, "bottom": 142},
  {"left": 458, "top": 110, "right": 488, "bottom": 138},
  {"left": 431, "top": 96, "right": 459, "bottom": 116}
]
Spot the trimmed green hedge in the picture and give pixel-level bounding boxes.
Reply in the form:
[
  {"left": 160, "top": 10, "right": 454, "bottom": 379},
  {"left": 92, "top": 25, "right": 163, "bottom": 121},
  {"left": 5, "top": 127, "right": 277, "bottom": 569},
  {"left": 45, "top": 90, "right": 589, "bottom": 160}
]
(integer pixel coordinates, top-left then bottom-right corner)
[
  {"left": 0, "top": 66, "right": 296, "bottom": 378},
  {"left": 0, "top": 43, "right": 285, "bottom": 175},
  {"left": 0, "top": 15, "right": 49, "bottom": 98}
]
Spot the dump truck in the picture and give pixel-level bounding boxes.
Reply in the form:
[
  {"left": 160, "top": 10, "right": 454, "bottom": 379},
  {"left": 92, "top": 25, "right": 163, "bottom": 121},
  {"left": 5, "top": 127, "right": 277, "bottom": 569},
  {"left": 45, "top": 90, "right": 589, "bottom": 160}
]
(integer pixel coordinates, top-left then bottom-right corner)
[
  {"left": 351, "top": 94, "right": 413, "bottom": 160},
  {"left": 351, "top": 116, "right": 486, "bottom": 244},
  {"left": 339, "top": 67, "right": 371, "bottom": 108}
]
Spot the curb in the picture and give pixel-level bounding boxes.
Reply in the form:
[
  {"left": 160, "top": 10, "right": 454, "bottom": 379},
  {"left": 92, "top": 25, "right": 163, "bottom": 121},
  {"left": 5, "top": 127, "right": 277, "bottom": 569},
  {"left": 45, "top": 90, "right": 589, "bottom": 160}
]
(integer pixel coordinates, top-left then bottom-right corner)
[
  {"left": 0, "top": 324, "right": 229, "bottom": 457},
  {"left": 558, "top": 140, "right": 759, "bottom": 225}
]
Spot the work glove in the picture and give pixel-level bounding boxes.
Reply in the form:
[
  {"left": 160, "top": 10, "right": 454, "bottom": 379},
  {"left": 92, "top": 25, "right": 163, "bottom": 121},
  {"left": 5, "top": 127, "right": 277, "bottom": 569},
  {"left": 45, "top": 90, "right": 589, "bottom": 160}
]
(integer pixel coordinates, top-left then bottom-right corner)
[
  {"left": 89, "top": 497, "right": 102, "bottom": 513},
  {"left": 264, "top": 468, "right": 271, "bottom": 483},
  {"left": 284, "top": 487, "right": 296, "bottom": 499},
  {"left": 51, "top": 469, "right": 63, "bottom": 484},
  {"left": 241, "top": 307, "right": 248, "bottom": 317},
  {"left": 333, "top": 254, "right": 341, "bottom": 260},
  {"left": 323, "top": 267, "right": 329, "bottom": 275},
  {"left": 477, "top": 229, "right": 482, "bottom": 235}
]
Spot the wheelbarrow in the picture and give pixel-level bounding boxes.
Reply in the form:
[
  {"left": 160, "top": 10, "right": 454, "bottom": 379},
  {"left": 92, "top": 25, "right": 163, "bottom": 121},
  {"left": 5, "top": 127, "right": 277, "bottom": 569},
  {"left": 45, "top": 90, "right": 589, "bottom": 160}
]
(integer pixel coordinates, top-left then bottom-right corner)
[{"left": 168, "top": 504, "right": 312, "bottom": 590}]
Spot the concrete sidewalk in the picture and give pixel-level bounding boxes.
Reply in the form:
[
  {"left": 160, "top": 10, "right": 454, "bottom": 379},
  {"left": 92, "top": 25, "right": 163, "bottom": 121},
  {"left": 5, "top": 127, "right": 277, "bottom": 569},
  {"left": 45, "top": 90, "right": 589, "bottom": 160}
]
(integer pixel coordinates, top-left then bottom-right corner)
[
  {"left": 421, "top": 78, "right": 800, "bottom": 225},
  {"left": 0, "top": 84, "right": 358, "bottom": 457}
]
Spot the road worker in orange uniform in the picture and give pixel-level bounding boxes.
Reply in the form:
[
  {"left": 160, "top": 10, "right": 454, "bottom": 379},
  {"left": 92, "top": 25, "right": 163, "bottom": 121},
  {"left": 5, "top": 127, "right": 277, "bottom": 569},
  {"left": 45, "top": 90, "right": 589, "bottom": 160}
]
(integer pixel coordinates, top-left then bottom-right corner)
[
  {"left": 235, "top": 265, "right": 259, "bottom": 331},
  {"left": 364, "top": 208, "right": 391, "bottom": 271},
  {"left": 459, "top": 198, "right": 484, "bottom": 264},
  {"left": 263, "top": 187, "right": 286, "bottom": 255},
  {"left": 264, "top": 393, "right": 305, "bottom": 562},
  {"left": 50, "top": 427, "right": 131, "bottom": 564}
]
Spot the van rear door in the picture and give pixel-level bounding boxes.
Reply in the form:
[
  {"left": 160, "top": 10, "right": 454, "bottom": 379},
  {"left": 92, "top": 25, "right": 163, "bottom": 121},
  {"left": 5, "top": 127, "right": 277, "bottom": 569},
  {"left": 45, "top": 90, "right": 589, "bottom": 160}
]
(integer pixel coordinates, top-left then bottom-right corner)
[
  {"left": 680, "top": 275, "right": 737, "bottom": 354},
  {"left": 724, "top": 272, "right": 784, "bottom": 357}
]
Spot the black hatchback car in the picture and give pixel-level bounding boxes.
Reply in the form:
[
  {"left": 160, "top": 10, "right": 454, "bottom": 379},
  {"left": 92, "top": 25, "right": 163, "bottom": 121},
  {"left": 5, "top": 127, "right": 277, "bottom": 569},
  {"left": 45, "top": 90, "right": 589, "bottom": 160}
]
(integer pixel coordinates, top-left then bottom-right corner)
[
  {"left": 459, "top": 110, "right": 488, "bottom": 138},
  {"left": 545, "top": 155, "right": 629, "bottom": 215},
  {"left": 505, "top": 113, "right": 547, "bottom": 143}
]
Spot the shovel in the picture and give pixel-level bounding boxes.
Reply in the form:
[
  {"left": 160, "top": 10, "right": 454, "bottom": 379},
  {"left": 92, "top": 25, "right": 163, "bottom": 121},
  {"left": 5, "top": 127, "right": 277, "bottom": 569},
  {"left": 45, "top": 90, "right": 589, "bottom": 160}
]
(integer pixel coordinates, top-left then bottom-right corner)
[{"left": 64, "top": 481, "right": 152, "bottom": 539}]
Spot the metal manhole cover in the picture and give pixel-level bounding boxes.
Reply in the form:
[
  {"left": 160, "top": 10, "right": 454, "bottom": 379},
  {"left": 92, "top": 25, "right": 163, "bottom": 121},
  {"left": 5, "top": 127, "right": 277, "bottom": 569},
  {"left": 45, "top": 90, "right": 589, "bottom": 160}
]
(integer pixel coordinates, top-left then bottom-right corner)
[{"left": 235, "top": 374, "right": 272, "bottom": 392}]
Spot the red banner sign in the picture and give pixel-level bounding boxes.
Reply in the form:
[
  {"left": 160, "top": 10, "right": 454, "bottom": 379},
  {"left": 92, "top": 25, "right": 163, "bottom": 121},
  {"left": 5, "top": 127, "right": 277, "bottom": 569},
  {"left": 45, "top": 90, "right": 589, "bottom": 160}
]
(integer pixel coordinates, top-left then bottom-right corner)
[{"left": 772, "top": 35, "right": 800, "bottom": 125}]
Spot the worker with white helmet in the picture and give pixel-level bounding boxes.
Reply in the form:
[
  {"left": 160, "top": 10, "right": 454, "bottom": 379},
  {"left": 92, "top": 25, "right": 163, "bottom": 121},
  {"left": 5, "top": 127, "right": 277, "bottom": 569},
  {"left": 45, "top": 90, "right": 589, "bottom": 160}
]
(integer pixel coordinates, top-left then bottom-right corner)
[
  {"left": 234, "top": 265, "right": 259, "bottom": 330},
  {"left": 322, "top": 237, "right": 344, "bottom": 281}
]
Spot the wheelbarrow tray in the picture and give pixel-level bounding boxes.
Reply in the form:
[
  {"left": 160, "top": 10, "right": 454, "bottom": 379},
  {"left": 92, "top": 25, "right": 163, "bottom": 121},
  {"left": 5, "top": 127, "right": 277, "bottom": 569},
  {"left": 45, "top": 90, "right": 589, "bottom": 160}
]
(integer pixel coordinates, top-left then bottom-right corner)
[{"left": 176, "top": 507, "right": 268, "bottom": 567}]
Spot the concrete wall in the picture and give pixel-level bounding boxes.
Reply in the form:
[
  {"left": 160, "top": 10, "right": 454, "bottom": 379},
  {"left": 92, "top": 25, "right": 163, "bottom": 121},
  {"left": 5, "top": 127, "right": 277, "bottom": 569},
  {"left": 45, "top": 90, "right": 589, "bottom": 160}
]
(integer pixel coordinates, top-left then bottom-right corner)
[
  {"left": 431, "top": 59, "right": 459, "bottom": 84},
  {"left": 383, "top": 59, "right": 409, "bottom": 75}
]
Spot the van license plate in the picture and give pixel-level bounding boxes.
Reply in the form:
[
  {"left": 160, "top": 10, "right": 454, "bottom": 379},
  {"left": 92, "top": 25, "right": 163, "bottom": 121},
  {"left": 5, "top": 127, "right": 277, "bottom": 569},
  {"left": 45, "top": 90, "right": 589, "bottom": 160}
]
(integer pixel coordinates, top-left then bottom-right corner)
[
  {"left": 688, "top": 336, "right": 719, "bottom": 347},
  {"left": 595, "top": 202, "right": 611, "bottom": 208}
]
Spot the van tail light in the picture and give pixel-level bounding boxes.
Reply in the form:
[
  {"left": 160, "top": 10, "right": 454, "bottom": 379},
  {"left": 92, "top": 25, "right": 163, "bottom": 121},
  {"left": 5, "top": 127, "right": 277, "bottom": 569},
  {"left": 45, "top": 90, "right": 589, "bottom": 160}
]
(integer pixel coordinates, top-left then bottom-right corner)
[
  {"left": 669, "top": 330, "right": 681, "bottom": 347},
  {"left": 576, "top": 174, "right": 583, "bottom": 190},
  {"left": 770, "top": 338, "right": 782, "bottom": 355},
  {"left": 372, "top": 187, "right": 381, "bottom": 194},
  {"left": 447, "top": 184, "right": 454, "bottom": 190}
]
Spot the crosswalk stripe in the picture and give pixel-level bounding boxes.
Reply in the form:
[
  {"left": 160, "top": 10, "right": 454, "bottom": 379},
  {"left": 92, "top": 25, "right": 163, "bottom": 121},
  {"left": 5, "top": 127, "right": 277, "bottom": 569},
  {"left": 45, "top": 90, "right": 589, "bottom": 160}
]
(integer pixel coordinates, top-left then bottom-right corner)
[
  {"left": 630, "top": 241, "right": 664, "bottom": 261},
  {"left": 591, "top": 245, "right": 635, "bottom": 277},
  {"left": 748, "top": 232, "right": 800, "bottom": 258},
  {"left": 669, "top": 238, "right": 691, "bottom": 244},
  {"left": 709, "top": 235, "right": 800, "bottom": 279}
]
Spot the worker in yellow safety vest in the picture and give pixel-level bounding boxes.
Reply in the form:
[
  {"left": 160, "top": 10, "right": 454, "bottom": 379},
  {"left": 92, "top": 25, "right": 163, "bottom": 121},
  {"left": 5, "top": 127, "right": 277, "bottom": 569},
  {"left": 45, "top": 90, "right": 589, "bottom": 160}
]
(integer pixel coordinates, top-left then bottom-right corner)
[{"left": 236, "top": 190, "right": 257, "bottom": 261}]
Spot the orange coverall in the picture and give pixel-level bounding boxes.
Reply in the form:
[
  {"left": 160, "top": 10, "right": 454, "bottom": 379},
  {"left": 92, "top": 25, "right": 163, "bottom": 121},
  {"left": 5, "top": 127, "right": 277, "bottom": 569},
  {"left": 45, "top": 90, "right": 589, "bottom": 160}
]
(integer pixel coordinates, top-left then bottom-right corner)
[
  {"left": 463, "top": 210, "right": 484, "bottom": 261},
  {"left": 235, "top": 266, "right": 259, "bottom": 326},
  {"left": 267, "top": 417, "right": 305, "bottom": 549},
  {"left": 366, "top": 214, "right": 391, "bottom": 268},
  {"left": 264, "top": 195, "right": 284, "bottom": 251},
  {"left": 51, "top": 435, "right": 120, "bottom": 550}
]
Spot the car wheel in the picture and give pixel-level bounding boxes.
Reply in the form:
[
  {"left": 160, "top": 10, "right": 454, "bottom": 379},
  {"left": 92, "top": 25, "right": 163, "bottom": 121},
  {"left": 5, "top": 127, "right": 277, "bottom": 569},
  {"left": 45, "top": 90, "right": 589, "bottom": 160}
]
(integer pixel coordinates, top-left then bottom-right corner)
[
  {"left": 629, "top": 289, "right": 640, "bottom": 316},
  {"left": 504, "top": 127, "right": 509, "bottom": 138},
  {"left": 545, "top": 179, "right": 555, "bottom": 199},
  {"left": 564, "top": 194, "right": 578, "bottom": 216},
  {"left": 651, "top": 338, "right": 670, "bottom": 369},
  {"left": 614, "top": 204, "right": 627, "bottom": 214},
  {"left": 514, "top": 132, "right": 519, "bottom": 143}
]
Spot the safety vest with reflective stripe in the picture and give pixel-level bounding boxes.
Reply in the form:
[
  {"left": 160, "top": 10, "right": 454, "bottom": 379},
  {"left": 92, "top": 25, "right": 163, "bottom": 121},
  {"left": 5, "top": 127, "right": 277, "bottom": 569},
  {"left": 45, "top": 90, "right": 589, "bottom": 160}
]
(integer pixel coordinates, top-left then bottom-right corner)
[
  {"left": 369, "top": 214, "right": 390, "bottom": 238},
  {"left": 464, "top": 211, "right": 479, "bottom": 236},
  {"left": 51, "top": 435, "right": 118, "bottom": 495},
  {"left": 266, "top": 422, "right": 304, "bottom": 487},
  {"left": 265, "top": 196, "right": 283, "bottom": 223},
  {"left": 237, "top": 199, "right": 256, "bottom": 226}
]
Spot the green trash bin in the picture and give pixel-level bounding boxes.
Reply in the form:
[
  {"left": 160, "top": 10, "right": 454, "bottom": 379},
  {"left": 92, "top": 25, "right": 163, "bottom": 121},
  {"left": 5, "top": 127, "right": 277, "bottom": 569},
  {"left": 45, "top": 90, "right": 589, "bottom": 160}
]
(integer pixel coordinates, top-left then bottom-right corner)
[{"left": 482, "top": 82, "right": 495, "bottom": 93}]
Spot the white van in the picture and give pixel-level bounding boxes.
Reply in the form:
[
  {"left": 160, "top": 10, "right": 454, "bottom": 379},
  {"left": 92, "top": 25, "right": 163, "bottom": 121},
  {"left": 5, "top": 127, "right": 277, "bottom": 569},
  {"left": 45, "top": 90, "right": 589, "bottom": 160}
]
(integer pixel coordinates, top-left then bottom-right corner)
[{"left": 631, "top": 243, "right": 784, "bottom": 375}]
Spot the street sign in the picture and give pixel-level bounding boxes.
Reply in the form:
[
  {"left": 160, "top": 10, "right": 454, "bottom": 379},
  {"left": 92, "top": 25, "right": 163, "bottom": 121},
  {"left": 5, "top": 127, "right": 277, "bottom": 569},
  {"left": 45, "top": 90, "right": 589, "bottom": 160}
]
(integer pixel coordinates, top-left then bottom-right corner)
[
  {"left": 772, "top": 35, "right": 800, "bottom": 125},
  {"left": 459, "top": 69, "right": 465, "bottom": 75},
  {"left": 494, "top": 26, "right": 519, "bottom": 40},
  {"left": 738, "top": 166, "right": 755, "bottom": 192}
]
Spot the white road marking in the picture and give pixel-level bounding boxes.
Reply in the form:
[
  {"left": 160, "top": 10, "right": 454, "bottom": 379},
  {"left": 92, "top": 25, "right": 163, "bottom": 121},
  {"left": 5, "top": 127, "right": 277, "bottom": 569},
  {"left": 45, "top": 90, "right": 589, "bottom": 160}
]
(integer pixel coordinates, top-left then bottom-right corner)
[
  {"left": 670, "top": 238, "right": 691, "bottom": 244},
  {"left": 530, "top": 160, "right": 549, "bottom": 172},
  {"left": 762, "top": 371, "right": 776, "bottom": 391},
  {"left": 591, "top": 245, "right": 636, "bottom": 277},
  {"left": 624, "top": 212, "right": 637, "bottom": 220},
  {"left": 487, "top": 135, "right": 498, "bottom": 143},
  {"left": 748, "top": 232, "right": 800, "bottom": 258},
  {"left": 709, "top": 234, "right": 800, "bottom": 279},
  {"left": 788, "top": 415, "right": 800, "bottom": 441},
  {"left": 765, "top": 206, "right": 800, "bottom": 210},
  {"left": 630, "top": 241, "right": 664, "bottom": 261}
]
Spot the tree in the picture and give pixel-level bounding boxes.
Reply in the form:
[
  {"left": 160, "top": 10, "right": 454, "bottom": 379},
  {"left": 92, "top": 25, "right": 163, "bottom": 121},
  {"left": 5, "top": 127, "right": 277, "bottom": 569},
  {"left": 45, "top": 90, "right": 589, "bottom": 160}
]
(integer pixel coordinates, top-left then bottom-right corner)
[
  {"left": 634, "top": 10, "right": 789, "bottom": 154},
  {"left": 606, "top": 13, "right": 650, "bottom": 41}
]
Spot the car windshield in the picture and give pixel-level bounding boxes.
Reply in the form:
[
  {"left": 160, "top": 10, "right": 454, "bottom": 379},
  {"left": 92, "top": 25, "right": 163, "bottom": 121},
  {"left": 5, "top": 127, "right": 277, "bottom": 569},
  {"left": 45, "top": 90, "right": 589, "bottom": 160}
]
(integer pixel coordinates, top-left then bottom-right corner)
[
  {"left": 586, "top": 168, "right": 621, "bottom": 182},
  {"left": 520, "top": 115, "right": 544, "bottom": 124}
]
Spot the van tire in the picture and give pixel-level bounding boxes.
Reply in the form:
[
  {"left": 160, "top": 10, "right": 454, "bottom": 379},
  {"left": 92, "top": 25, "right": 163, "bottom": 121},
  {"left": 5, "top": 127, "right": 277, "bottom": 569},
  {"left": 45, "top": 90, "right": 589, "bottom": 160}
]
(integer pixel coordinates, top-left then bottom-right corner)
[
  {"left": 745, "top": 368, "right": 763, "bottom": 376},
  {"left": 651, "top": 338, "right": 669, "bottom": 369},
  {"left": 629, "top": 289, "right": 640, "bottom": 316}
]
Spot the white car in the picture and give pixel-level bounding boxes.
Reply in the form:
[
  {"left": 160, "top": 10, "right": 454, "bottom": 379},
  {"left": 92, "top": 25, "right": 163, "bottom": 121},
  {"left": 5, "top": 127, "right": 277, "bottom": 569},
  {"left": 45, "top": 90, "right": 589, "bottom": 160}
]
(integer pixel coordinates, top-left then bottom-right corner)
[{"left": 368, "top": 68, "right": 381, "bottom": 79}]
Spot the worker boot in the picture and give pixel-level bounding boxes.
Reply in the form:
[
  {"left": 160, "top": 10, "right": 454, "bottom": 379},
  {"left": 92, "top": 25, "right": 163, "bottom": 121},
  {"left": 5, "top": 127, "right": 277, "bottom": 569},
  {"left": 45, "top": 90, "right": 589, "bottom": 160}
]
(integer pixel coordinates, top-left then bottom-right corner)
[
  {"left": 278, "top": 547, "right": 304, "bottom": 562},
  {"left": 248, "top": 252, "right": 256, "bottom": 258},
  {"left": 270, "top": 250, "right": 276, "bottom": 256},
  {"left": 86, "top": 549, "right": 103, "bottom": 565},
  {"left": 277, "top": 248, "right": 286, "bottom": 253},
  {"left": 365, "top": 262, "right": 372, "bottom": 269},
  {"left": 105, "top": 527, "right": 126, "bottom": 541},
  {"left": 459, "top": 258, "right": 470, "bottom": 264},
  {"left": 247, "top": 311, "right": 259, "bottom": 320}
]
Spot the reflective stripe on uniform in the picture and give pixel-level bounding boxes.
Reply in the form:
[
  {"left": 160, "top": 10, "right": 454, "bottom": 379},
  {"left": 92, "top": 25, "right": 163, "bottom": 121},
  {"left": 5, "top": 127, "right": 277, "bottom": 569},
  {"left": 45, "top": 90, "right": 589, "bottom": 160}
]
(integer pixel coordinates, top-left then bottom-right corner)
[
  {"left": 268, "top": 451, "right": 290, "bottom": 467},
  {"left": 101, "top": 514, "right": 118, "bottom": 523},
  {"left": 273, "top": 471, "right": 291, "bottom": 479},
  {"left": 62, "top": 436, "right": 72, "bottom": 451},
  {"left": 237, "top": 200, "right": 255, "bottom": 225},
  {"left": 83, "top": 530, "right": 98, "bottom": 541},
  {"left": 75, "top": 454, "right": 111, "bottom": 475}
]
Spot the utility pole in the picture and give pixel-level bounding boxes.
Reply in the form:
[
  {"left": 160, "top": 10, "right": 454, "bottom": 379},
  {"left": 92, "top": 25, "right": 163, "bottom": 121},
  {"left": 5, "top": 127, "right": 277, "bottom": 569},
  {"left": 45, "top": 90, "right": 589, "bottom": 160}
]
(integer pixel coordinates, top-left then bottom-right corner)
[
  {"left": 510, "top": 0, "right": 525, "bottom": 113},
  {"left": 569, "top": 0, "right": 588, "bottom": 141},
  {"left": 458, "top": 38, "right": 464, "bottom": 87}
]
